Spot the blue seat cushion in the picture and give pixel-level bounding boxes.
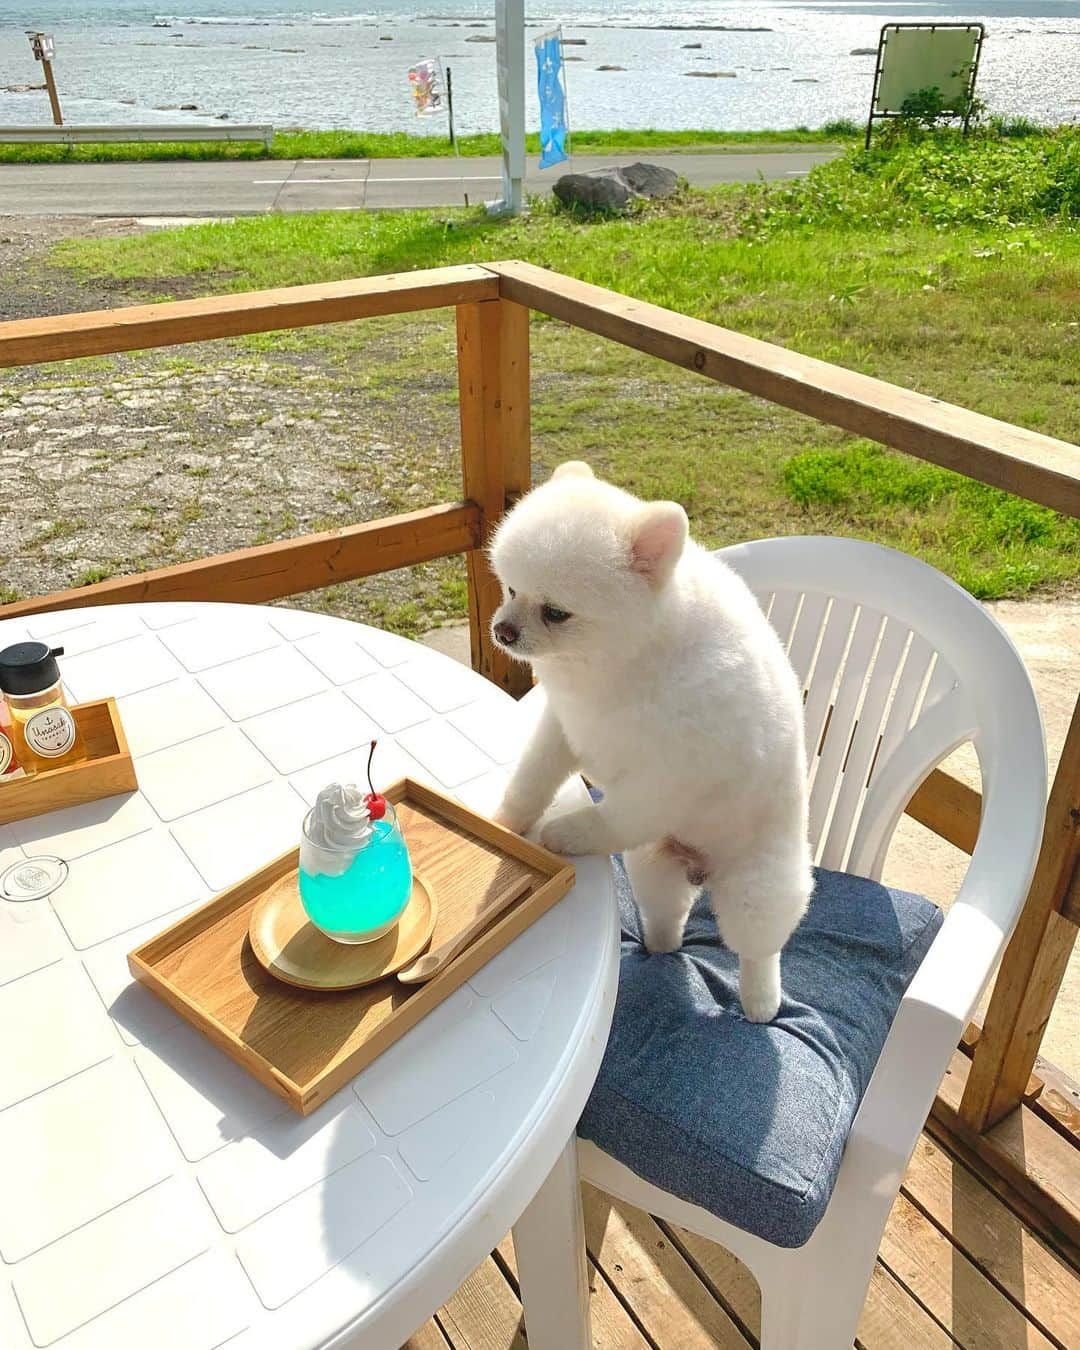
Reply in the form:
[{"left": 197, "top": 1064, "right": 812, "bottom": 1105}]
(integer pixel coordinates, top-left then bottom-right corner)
[{"left": 578, "top": 850, "right": 943, "bottom": 1248}]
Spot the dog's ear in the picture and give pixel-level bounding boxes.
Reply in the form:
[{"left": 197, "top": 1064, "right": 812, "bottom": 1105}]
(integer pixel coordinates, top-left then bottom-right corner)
[
  {"left": 629, "top": 501, "right": 688, "bottom": 585},
  {"left": 551, "top": 461, "right": 595, "bottom": 482}
]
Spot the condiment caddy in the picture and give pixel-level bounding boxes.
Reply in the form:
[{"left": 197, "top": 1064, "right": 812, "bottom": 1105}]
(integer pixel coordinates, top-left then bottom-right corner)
[{"left": 0, "top": 641, "right": 137, "bottom": 827}]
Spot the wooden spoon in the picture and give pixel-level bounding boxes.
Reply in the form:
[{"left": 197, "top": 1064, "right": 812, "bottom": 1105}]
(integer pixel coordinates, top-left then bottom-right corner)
[{"left": 397, "top": 875, "right": 533, "bottom": 984}]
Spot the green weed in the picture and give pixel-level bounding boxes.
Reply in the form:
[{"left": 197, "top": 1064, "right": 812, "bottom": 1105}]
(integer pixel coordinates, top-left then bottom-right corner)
[{"left": 0, "top": 125, "right": 853, "bottom": 167}]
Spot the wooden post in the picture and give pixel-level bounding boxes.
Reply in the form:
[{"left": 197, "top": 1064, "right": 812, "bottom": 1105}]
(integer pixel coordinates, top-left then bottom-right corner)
[
  {"left": 42, "top": 57, "right": 62, "bottom": 126},
  {"left": 456, "top": 298, "right": 532, "bottom": 699},
  {"left": 446, "top": 64, "right": 456, "bottom": 149},
  {"left": 27, "top": 32, "right": 62, "bottom": 125},
  {"left": 960, "top": 693, "right": 1080, "bottom": 1132}
]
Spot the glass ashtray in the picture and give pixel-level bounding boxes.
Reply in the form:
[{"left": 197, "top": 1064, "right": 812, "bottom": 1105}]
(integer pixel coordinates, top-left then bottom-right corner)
[{"left": 0, "top": 855, "right": 68, "bottom": 902}]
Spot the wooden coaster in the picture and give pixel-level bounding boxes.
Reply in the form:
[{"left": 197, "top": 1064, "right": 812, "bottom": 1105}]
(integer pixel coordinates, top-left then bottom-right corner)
[{"left": 248, "top": 870, "right": 436, "bottom": 992}]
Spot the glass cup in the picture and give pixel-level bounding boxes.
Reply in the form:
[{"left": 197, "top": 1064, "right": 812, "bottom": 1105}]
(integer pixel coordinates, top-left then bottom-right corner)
[{"left": 298, "top": 802, "right": 413, "bottom": 944}]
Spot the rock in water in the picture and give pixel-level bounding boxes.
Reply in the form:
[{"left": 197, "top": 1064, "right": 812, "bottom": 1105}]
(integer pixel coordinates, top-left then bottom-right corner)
[
  {"left": 553, "top": 172, "right": 632, "bottom": 213},
  {"left": 620, "top": 162, "right": 679, "bottom": 198}
]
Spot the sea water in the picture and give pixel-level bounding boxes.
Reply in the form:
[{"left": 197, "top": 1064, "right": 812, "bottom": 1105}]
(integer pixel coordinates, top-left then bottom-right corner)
[
  {"left": 299, "top": 816, "right": 413, "bottom": 943},
  {"left": 1, "top": 2, "right": 1079, "bottom": 134}
]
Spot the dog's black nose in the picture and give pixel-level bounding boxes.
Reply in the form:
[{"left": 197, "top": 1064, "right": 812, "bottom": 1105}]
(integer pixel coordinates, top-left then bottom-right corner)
[{"left": 494, "top": 620, "right": 520, "bottom": 647}]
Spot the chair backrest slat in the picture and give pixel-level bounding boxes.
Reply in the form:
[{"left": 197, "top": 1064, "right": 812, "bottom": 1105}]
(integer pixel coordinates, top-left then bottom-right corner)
[
  {"left": 800, "top": 599, "right": 858, "bottom": 771},
  {"left": 876, "top": 634, "right": 936, "bottom": 769},
  {"left": 785, "top": 593, "right": 830, "bottom": 692},
  {"left": 807, "top": 606, "right": 885, "bottom": 850},
  {"left": 819, "top": 616, "right": 910, "bottom": 871}
]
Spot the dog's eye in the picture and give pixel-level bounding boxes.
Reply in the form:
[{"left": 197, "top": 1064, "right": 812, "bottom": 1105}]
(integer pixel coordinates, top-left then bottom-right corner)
[
  {"left": 542, "top": 605, "right": 572, "bottom": 624},
  {"left": 508, "top": 587, "right": 516, "bottom": 599}
]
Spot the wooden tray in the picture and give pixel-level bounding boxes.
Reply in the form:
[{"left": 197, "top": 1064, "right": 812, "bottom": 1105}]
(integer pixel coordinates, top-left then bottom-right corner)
[
  {"left": 128, "top": 778, "right": 576, "bottom": 1114},
  {"left": 0, "top": 698, "right": 137, "bottom": 826}
]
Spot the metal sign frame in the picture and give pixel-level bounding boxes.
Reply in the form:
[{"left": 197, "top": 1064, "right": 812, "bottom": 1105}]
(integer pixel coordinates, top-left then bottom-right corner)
[
  {"left": 26, "top": 31, "right": 55, "bottom": 63},
  {"left": 865, "top": 22, "right": 985, "bottom": 148}
]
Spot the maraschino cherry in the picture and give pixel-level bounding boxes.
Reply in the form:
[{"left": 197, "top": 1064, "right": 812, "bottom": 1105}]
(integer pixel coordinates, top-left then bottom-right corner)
[{"left": 364, "top": 739, "right": 387, "bottom": 821}]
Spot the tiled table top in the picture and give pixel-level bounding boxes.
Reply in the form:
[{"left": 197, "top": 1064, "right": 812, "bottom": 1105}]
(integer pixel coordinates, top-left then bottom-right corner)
[{"left": 0, "top": 602, "right": 617, "bottom": 1350}]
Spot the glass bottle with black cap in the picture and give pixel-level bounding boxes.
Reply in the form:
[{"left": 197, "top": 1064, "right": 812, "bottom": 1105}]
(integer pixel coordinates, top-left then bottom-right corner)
[{"left": 0, "top": 642, "right": 87, "bottom": 777}]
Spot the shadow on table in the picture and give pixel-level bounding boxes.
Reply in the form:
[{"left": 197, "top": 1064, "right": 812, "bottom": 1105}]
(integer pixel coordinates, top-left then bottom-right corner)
[{"left": 312, "top": 860, "right": 544, "bottom": 1339}]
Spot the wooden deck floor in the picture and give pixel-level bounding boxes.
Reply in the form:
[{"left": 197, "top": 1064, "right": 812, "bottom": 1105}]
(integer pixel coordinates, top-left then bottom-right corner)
[{"left": 403, "top": 1126, "right": 1080, "bottom": 1350}]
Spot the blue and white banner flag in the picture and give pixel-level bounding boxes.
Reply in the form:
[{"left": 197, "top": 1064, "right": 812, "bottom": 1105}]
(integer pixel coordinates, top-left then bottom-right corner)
[{"left": 535, "top": 30, "right": 569, "bottom": 169}]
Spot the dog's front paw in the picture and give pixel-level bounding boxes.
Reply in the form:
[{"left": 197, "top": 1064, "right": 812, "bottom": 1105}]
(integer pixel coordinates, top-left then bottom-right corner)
[
  {"left": 491, "top": 801, "right": 533, "bottom": 835},
  {"left": 540, "top": 809, "right": 605, "bottom": 856}
]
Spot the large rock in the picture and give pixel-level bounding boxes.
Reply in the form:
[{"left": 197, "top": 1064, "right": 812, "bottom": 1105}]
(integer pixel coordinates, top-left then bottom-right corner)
[
  {"left": 553, "top": 172, "right": 632, "bottom": 213},
  {"left": 620, "top": 162, "right": 679, "bottom": 198},
  {"left": 553, "top": 162, "right": 680, "bottom": 213}
]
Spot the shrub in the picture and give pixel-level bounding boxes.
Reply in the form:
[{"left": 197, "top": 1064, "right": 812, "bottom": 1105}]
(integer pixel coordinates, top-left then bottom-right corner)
[
  {"left": 748, "top": 127, "right": 1080, "bottom": 233},
  {"left": 989, "top": 114, "right": 1045, "bottom": 139},
  {"left": 781, "top": 444, "right": 1079, "bottom": 598}
]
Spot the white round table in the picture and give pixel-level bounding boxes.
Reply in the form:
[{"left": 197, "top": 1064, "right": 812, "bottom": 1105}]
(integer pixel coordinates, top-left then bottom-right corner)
[{"left": 0, "top": 602, "right": 618, "bottom": 1350}]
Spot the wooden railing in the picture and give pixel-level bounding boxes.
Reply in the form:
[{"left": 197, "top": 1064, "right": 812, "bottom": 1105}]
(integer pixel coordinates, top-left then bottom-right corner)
[{"left": 2, "top": 261, "right": 1078, "bottom": 1235}]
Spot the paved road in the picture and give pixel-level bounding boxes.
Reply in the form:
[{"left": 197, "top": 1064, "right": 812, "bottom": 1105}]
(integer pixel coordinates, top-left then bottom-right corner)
[{"left": 0, "top": 150, "right": 837, "bottom": 216}]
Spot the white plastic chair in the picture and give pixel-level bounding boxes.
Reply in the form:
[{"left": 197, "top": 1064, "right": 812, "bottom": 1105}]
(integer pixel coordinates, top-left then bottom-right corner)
[{"left": 567, "top": 536, "right": 1048, "bottom": 1348}]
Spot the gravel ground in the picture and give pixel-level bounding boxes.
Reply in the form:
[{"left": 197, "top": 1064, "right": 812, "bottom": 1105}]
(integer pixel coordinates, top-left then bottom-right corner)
[
  {"left": 0, "top": 216, "right": 468, "bottom": 632},
  {"left": 0, "top": 216, "right": 149, "bottom": 319}
]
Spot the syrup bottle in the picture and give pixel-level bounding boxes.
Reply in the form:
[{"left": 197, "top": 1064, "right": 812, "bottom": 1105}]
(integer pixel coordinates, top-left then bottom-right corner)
[{"left": 0, "top": 643, "right": 87, "bottom": 777}]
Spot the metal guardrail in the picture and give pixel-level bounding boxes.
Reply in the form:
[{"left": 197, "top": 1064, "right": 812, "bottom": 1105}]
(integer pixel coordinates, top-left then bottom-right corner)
[{"left": 0, "top": 123, "right": 274, "bottom": 148}]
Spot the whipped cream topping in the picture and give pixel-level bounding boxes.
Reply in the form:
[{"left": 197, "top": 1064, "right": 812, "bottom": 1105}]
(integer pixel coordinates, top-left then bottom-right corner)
[{"left": 306, "top": 782, "right": 374, "bottom": 856}]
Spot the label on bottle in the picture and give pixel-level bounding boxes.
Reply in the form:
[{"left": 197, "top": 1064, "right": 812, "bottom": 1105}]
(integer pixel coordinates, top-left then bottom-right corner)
[
  {"left": 0, "top": 730, "right": 12, "bottom": 775},
  {"left": 24, "top": 707, "right": 77, "bottom": 758}
]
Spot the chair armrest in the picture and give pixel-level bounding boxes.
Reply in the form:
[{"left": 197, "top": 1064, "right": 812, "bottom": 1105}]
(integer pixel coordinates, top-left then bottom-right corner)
[
  {"left": 847, "top": 681, "right": 1048, "bottom": 1164},
  {"left": 845, "top": 883, "right": 1017, "bottom": 1172}
]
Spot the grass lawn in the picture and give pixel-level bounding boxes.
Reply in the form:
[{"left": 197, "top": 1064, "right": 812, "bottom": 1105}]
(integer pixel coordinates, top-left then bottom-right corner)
[
  {"left": 0, "top": 124, "right": 857, "bottom": 165},
  {"left": 19, "top": 133, "right": 1080, "bottom": 629}
]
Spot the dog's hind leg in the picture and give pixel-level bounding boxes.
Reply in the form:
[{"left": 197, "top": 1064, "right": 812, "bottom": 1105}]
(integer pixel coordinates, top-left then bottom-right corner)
[
  {"left": 626, "top": 844, "right": 699, "bottom": 955},
  {"left": 708, "top": 843, "right": 812, "bottom": 1023}
]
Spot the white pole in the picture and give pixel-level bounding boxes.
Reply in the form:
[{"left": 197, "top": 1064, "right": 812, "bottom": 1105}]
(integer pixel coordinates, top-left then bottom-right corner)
[{"left": 491, "top": 0, "right": 525, "bottom": 215}]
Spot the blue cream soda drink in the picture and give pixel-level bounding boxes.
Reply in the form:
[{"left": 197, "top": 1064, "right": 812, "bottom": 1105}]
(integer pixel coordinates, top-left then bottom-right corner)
[{"left": 298, "top": 767, "right": 412, "bottom": 944}]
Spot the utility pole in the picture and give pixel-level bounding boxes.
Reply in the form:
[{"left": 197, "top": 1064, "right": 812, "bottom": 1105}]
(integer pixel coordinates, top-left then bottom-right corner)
[{"left": 26, "top": 31, "right": 62, "bottom": 126}]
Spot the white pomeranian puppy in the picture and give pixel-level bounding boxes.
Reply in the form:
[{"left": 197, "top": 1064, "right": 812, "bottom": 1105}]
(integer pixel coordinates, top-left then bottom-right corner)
[{"left": 489, "top": 461, "right": 812, "bottom": 1023}]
